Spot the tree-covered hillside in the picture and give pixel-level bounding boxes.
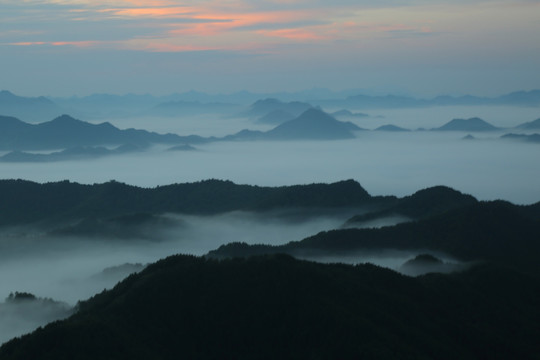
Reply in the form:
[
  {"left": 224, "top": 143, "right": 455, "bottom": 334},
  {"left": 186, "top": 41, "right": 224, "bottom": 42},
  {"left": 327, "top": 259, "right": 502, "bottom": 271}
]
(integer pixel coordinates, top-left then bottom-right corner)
[{"left": 1, "top": 254, "right": 539, "bottom": 359}]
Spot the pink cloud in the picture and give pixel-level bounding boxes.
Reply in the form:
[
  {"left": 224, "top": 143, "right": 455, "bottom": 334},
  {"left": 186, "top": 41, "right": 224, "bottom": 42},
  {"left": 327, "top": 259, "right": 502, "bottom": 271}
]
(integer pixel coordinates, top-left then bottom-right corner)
[
  {"left": 8, "top": 40, "right": 105, "bottom": 48},
  {"left": 98, "top": 6, "right": 199, "bottom": 18},
  {"left": 257, "top": 28, "right": 330, "bottom": 41}
]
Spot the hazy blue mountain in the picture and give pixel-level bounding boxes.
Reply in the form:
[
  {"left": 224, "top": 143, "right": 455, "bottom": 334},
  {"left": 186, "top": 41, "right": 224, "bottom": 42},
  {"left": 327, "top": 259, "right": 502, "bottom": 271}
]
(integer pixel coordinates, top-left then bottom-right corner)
[
  {"left": 432, "top": 117, "right": 499, "bottom": 131},
  {"left": 515, "top": 118, "right": 540, "bottom": 130},
  {"left": 256, "top": 109, "right": 295, "bottom": 124},
  {"left": 0, "top": 144, "right": 144, "bottom": 163},
  {"left": 321, "top": 89, "right": 540, "bottom": 109},
  {"left": 343, "top": 94, "right": 424, "bottom": 108},
  {"left": 225, "top": 109, "right": 362, "bottom": 140},
  {"left": 246, "top": 98, "right": 313, "bottom": 117},
  {"left": 0, "top": 90, "right": 63, "bottom": 123},
  {"left": 264, "top": 108, "right": 359, "bottom": 140},
  {"left": 0, "top": 114, "right": 208, "bottom": 150},
  {"left": 2, "top": 255, "right": 540, "bottom": 359},
  {"left": 374, "top": 124, "right": 410, "bottom": 132},
  {"left": 331, "top": 109, "right": 369, "bottom": 118},
  {"left": 51, "top": 93, "right": 159, "bottom": 119},
  {"left": 462, "top": 134, "right": 476, "bottom": 140},
  {"left": 148, "top": 100, "right": 238, "bottom": 117},
  {"left": 167, "top": 144, "right": 198, "bottom": 151},
  {"left": 497, "top": 90, "right": 540, "bottom": 106},
  {"left": 501, "top": 133, "right": 540, "bottom": 143},
  {"left": 223, "top": 129, "right": 266, "bottom": 141}
]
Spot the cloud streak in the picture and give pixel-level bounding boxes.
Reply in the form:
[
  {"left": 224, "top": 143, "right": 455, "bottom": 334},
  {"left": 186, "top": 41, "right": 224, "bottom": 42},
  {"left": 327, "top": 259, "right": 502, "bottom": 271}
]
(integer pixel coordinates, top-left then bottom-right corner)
[{"left": 1, "top": 0, "right": 448, "bottom": 53}]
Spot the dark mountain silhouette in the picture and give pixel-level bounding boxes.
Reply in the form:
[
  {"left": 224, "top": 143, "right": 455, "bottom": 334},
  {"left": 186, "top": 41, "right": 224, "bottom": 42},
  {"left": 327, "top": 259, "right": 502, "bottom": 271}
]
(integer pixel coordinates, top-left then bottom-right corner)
[
  {"left": 345, "top": 185, "right": 478, "bottom": 225},
  {"left": 264, "top": 108, "right": 360, "bottom": 140},
  {"left": 0, "top": 114, "right": 208, "bottom": 150},
  {"left": 374, "top": 124, "right": 410, "bottom": 132},
  {"left": 256, "top": 109, "right": 295, "bottom": 124},
  {"left": 462, "top": 134, "right": 476, "bottom": 140},
  {"left": 501, "top": 133, "right": 540, "bottom": 143},
  {"left": 0, "top": 90, "right": 63, "bottom": 122},
  {"left": 515, "top": 118, "right": 540, "bottom": 130},
  {"left": 398, "top": 254, "right": 462, "bottom": 276},
  {"left": 0, "top": 179, "right": 375, "bottom": 228},
  {"left": 210, "top": 200, "right": 540, "bottom": 274},
  {"left": 432, "top": 117, "right": 499, "bottom": 131},
  {"left": 0, "top": 144, "right": 145, "bottom": 163},
  {"left": 246, "top": 98, "right": 313, "bottom": 117},
  {"left": 50, "top": 213, "right": 182, "bottom": 240},
  {"left": 2, "top": 255, "right": 540, "bottom": 359}
]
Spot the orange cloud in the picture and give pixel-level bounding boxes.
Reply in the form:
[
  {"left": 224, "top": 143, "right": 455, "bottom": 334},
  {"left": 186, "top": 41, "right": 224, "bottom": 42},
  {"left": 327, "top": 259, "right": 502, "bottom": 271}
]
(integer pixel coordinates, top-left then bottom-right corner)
[
  {"left": 9, "top": 42, "right": 47, "bottom": 46},
  {"left": 124, "top": 41, "right": 218, "bottom": 52},
  {"left": 9, "top": 41, "right": 104, "bottom": 48},
  {"left": 258, "top": 28, "right": 329, "bottom": 41},
  {"left": 167, "top": 11, "right": 313, "bottom": 37},
  {"left": 99, "top": 6, "right": 199, "bottom": 18}
]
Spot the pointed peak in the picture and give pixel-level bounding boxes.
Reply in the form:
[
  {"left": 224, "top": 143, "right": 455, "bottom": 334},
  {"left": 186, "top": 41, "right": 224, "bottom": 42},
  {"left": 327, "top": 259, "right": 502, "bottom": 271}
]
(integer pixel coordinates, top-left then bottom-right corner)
[{"left": 51, "top": 114, "right": 80, "bottom": 123}]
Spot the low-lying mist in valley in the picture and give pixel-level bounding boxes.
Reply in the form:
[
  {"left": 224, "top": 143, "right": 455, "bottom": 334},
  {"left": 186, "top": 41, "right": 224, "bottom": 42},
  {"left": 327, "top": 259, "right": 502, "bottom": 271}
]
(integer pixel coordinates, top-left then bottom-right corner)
[
  {"left": 0, "top": 206, "right": 412, "bottom": 344},
  {"left": 1, "top": 130, "right": 538, "bottom": 204}
]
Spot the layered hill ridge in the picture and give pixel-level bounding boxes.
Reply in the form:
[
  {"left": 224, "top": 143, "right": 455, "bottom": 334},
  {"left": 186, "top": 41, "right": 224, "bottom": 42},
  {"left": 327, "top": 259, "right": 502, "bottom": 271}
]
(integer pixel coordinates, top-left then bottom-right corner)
[
  {"left": 0, "top": 90, "right": 62, "bottom": 122},
  {"left": 346, "top": 185, "right": 478, "bottom": 224},
  {"left": 0, "top": 179, "right": 374, "bottom": 227},
  {"left": 210, "top": 200, "right": 540, "bottom": 273}
]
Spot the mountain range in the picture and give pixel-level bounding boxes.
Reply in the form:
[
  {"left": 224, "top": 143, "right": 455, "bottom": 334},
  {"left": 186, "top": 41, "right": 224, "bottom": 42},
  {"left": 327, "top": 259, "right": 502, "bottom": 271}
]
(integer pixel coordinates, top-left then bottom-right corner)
[
  {"left": 3, "top": 89, "right": 539, "bottom": 122},
  {"left": 0, "top": 179, "right": 375, "bottom": 228},
  {"left": 0, "top": 109, "right": 362, "bottom": 155},
  {"left": 0, "top": 114, "right": 206, "bottom": 151}
]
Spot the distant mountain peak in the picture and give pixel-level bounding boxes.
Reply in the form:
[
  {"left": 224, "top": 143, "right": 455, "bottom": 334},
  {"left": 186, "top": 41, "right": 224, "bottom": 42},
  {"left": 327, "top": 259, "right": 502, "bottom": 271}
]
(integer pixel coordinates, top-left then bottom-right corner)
[
  {"left": 434, "top": 117, "right": 499, "bottom": 132},
  {"left": 375, "top": 124, "right": 410, "bottom": 132},
  {"left": 516, "top": 118, "right": 540, "bottom": 130},
  {"left": 265, "top": 108, "right": 357, "bottom": 140}
]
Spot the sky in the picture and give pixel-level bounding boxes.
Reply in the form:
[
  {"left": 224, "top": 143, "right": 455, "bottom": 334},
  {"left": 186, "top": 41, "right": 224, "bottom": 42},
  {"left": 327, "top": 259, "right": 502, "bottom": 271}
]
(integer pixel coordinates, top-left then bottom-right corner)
[{"left": 1, "top": 0, "right": 539, "bottom": 97}]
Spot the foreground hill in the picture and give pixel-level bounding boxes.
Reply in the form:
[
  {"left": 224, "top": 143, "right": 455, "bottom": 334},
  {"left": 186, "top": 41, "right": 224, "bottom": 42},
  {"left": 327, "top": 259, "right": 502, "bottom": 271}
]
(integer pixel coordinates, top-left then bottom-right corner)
[
  {"left": 1, "top": 254, "right": 539, "bottom": 359},
  {"left": 0, "top": 115, "right": 206, "bottom": 151}
]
